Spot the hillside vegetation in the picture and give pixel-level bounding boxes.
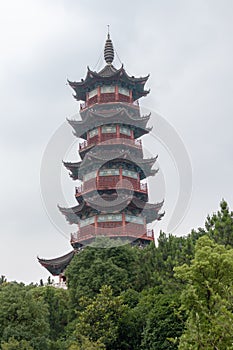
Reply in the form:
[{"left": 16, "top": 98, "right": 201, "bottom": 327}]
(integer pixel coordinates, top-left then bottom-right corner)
[{"left": 1, "top": 200, "right": 233, "bottom": 349}]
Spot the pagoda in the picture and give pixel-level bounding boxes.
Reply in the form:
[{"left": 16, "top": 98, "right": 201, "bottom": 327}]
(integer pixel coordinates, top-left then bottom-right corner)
[{"left": 38, "top": 33, "right": 164, "bottom": 280}]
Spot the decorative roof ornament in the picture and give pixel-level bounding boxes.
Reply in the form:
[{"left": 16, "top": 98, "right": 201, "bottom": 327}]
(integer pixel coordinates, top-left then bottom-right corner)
[{"left": 104, "top": 25, "right": 114, "bottom": 65}]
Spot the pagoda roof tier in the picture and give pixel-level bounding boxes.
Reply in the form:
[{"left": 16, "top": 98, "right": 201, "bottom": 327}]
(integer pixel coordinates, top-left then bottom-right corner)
[
  {"left": 58, "top": 195, "right": 164, "bottom": 225},
  {"left": 63, "top": 150, "right": 158, "bottom": 181},
  {"left": 79, "top": 101, "right": 141, "bottom": 119},
  {"left": 68, "top": 64, "right": 149, "bottom": 102},
  {"left": 67, "top": 108, "right": 151, "bottom": 139},
  {"left": 78, "top": 138, "right": 143, "bottom": 160},
  {"left": 75, "top": 188, "right": 148, "bottom": 205},
  {"left": 38, "top": 250, "right": 75, "bottom": 276}
]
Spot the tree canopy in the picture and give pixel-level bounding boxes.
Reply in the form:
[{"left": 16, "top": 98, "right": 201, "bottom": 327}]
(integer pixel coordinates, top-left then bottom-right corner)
[{"left": 1, "top": 200, "right": 233, "bottom": 349}]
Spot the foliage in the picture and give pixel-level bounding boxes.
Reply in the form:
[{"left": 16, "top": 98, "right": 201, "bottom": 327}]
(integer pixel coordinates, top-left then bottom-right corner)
[
  {"left": 31, "top": 286, "right": 69, "bottom": 340},
  {"left": 70, "top": 286, "right": 126, "bottom": 349},
  {"left": 147, "top": 229, "right": 204, "bottom": 296},
  {"left": 67, "top": 336, "right": 106, "bottom": 349},
  {"left": 1, "top": 201, "right": 232, "bottom": 350},
  {"left": 66, "top": 238, "right": 145, "bottom": 311},
  {"left": 0, "top": 283, "right": 50, "bottom": 349},
  {"left": 1, "top": 337, "right": 34, "bottom": 349},
  {"left": 175, "top": 236, "right": 233, "bottom": 349},
  {"left": 0, "top": 275, "right": 7, "bottom": 285},
  {"left": 201, "top": 199, "right": 233, "bottom": 247},
  {"left": 140, "top": 292, "right": 184, "bottom": 350}
]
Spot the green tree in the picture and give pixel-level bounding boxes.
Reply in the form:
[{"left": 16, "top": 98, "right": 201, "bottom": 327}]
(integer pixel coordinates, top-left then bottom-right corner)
[
  {"left": 149, "top": 230, "right": 203, "bottom": 293},
  {"left": 201, "top": 199, "right": 233, "bottom": 247},
  {"left": 70, "top": 286, "right": 126, "bottom": 349},
  {"left": 0, "top": 275, "right": 7, "bottom": 285},
  {"left": 175, "top": 236, "right": 233, "bottom": 350},
  {"left": 47, "top": 276, "right": 54, "bottom": 285},
  {"left": 140, "top": 293, "right": 184, "bottom": 350},
  {"left": 66, "top": 238, "right": 144, "bottom": 311},
  {"left": 117, "top": 290, "right": 143, "bottom": 350},
  {"left": 67, "top": 336, "right": 105, "bottom": 350},
  {"left": 31, "top": 286, "right": 69, "bottom": 341},
  {"left": 39, "top": 279, "right": 44, "bottom": 287},
  {"left": 1, "top": 337, "right": 33, "bottom": 349},
  {"left": 0, "top": 283, "right": 50, "bottom": 349}
]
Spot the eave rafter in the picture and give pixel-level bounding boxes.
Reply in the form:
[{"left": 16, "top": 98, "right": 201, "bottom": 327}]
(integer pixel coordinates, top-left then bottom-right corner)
[
  {"left": 68, "top": 64, "right": 149, "bottom": 102},
  {"left": 59, "top": 196, "right": 164, "bottom": 225},
  {"left": 37, "top": 250, "right": 75, "bottom": 276},
  {"left": 67, "top": 108, "right": 151, "bottom": 139},
  {"left": 63, "top": 152, "right": 158, "bottom": 181}
]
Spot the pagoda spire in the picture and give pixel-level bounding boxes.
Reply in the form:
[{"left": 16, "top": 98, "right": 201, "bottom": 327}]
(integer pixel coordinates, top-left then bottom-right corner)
[{"left": 104, "top": 27, "right": 114, "bottom": 65}]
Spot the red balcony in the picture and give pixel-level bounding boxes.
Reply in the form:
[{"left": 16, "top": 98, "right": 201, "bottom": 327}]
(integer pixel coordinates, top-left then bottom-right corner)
[
  {"left": 75, "top": 176, "right": 148, "bottom": 197},
  {"left": 88, "top": 95, "right": 98, "bottom": 106},
  {"left": 80, "top": 96, "right": 140, "bottom": 110},
  {"left": 79, "top": 137, "right": 142, "bottom": 152},
  {"left": 70, "top": 224, "right": 154, "bottom": 245},
  {"left": 100, "top": 93, "right": 116, "bottom": 103}
]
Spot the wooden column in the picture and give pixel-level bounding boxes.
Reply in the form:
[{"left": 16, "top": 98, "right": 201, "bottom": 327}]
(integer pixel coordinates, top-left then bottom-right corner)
[
  {"left": 96, "top": 172, "right": 99, "bottom": 189},
  {"left": 144, "top": 217, "right": 147, "bottom": 235},
  {"left": 115, "top": 85, "right": 119, "bottom": 101},
  {"left": 116, "top": 124, "right": 120, "bottom": 138},
  {"left": 98, "top": 126, "right": 101, "bottom": 142},
  {"left": 129, "top": 90, "right": 133, "bottom": 103},
  {"left": 122, "top": 212, "right": 126, "bottom": 236},
  {"left": 138, "top": 172, "right": 140, "bottom": 192},
  {"left": 120, "top": 166, "right": 123, "bottom": 180},
  {"left": 130, "top": 129, "right": 134, "bottom": 140},
  {"left": 97, "top": 86, "right": 101, "bottom": 103},
  {"left": 94, "top": 215, "right": 98, "bottom": 236}
]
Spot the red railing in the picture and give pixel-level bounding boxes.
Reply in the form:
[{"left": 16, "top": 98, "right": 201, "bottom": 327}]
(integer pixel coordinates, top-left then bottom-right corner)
[
  {"left": 117, "top": 94, "right": 130, "bottom": 103},
  {"left": 88, "top": 95, "right": 98, "bottom": 106},
  {"left": 100, "top": 93, "right": 116, "bottom": 103},
  {"left": 79, "top": 137, "right": 142, "bottom": 151},
  {"left": 75, "top": 177, "right": 148, "bottom": 196},
  {"left": 80, "top": 96, "right": 140, "bottom": 110},
  {"left": 71, "top": 226, "right": 154, "bottom": 244}
]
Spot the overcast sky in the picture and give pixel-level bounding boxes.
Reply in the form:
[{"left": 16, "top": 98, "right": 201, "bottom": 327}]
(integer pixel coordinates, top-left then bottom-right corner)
[{"left": 1, "top": 0, "right": 233, "bottom": 283}]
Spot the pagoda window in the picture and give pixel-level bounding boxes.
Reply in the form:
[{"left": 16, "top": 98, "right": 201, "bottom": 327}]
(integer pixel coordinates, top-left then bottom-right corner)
[
  {"left": 101, "top": 86, "right": 115, "bottom": 94},
  {"left": 89, "top": 88, "right": 98, "bottom": 99},
  {"left": 89, "top": 128, "right": 98, "bottom": 138},
  {"left": 99, "top": 169, "right": 120, "bottom": 176},
  {"left": 125, "top": 215, "right": 144, "bottom": 224},
  {"left": 97, "top": 214, "right": 122, "bottom": 222},
  {"left": 120, "top": 125, "right": 131, "bottom": 136},
  {"left": 118, "top": 87, "right": 130, "bottom": 96},
  {"left": 83, "top": 170, "right": 97, "bottom": 181},
  {"left": 80, "top": 216, "right": 95, "bottom": 227},
  {"left": 122, "top": 169, "right": 138, "bottom": 179},
  {"left": 102, "top": 125, "right": 117, "bottom": 134}
]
